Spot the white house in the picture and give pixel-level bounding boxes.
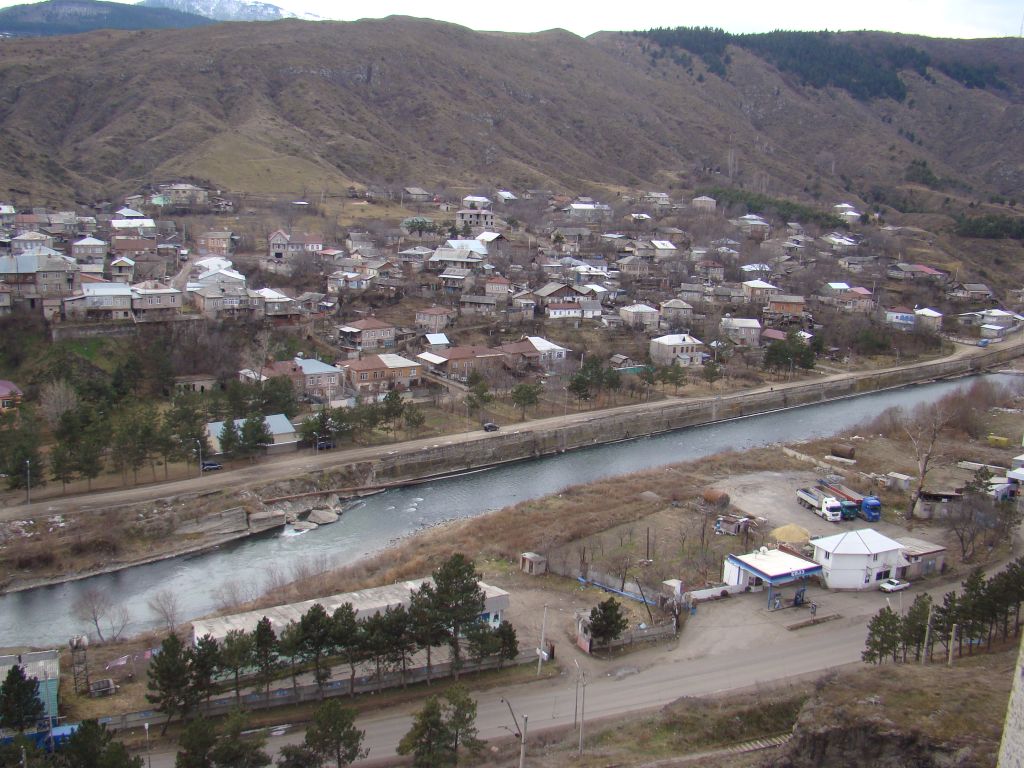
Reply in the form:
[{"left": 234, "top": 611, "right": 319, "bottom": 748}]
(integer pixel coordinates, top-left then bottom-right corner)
[
  {"left": 619, "top": 303, "right": 660, "bottom": 330},
  {"left": 649, "top": 334, "right": 704, "bottom": 366},
  {"left": 810, "top": 529, "right": 905, "bottom": 590}
]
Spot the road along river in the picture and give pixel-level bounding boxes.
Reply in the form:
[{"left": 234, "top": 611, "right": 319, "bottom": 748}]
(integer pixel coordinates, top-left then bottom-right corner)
[{"left": 0, "top": 372, "right": 1016, "bottom": 647}]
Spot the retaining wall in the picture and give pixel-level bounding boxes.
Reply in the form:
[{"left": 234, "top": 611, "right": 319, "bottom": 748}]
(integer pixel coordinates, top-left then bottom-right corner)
[{"left": 311, "top": 341, "right": 1024, "bottom": 496}]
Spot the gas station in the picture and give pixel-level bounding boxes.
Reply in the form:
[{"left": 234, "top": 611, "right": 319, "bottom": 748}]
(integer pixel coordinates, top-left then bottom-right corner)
[{"left": 723, "top": 547, "right": 822, "bottom": 609}]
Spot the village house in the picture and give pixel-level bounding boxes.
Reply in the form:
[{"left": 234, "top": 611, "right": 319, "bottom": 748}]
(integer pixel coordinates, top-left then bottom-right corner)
[
  {"left": 428, "top": 247, "right": 484, "bottom": 273},
  {"left": 659, "top": 298, "right": 694, "bottom": 325},
  {"left": 108, "top": 257, "right": 135, "bottom": 284},
  {"left": 109, "top": 217, "right": 157, "bottom": 238},
  {"left": 763, "top": 294, "right": 806, "bottom": 324},
  {"left": 887, "top": 263, "right": 945, "bottom": 282},
  {"left": 720, "top": 316, "right": 762, "bottom": 347},
  {"left": 412, "top": 306, "right": 454, "bottom": 333},
  {"left": 196, "top": 231, "right": 233, "bottom": 256},
  {"left": 639, "top": 191, "right": 672, "bottom": 209},
  {"left": 71, "top": 236, "right": 107, "bottom": 263},
  {"left": 462, "top": 195, "right": 492, "bottom": 210},
  {"left": 268, "top": 230, "right": 324, "bottom": 260},
  {"left": 416, "top": 346, "right": 504, "bottom": 382},
  {"left": 0, "top": 380, "right": 22, "bottom": 413},
  {"left": 404, "top": 187, "right": 432, "bottom": 203},
  {"left": 834, "top": 290, "right": 874, "bottom": 314},
  {"left": 343, "top": 353, "right": 421, "bottom": 395},
  {"left": 0, "top": 284, "right": 11, "bottom": 316},
  {"left": 459, "top": 294, "right": 498, "bottom": 316},
  {"left": 649, "top": 334, "right": 704, "bottom": 366},
  {"left": 614, "top": 255, "right": 649, "bottom": 278},
  {"left": 337, "top": 317, "right": 397, "bottom": 355},
  {"left": 733, "top": 214, "right": 771, "bottom": 240},
  {"left": 914, "top": 307, "right": 943, "bottom": 332},
  {"left": 498, "top": 336, "right": 570, "bottom": 372},
  {"left": 884, "top": 306, "right": 917, "bottom": 331},
  {"left": 552, "top": 227, "right": 591, "bottom": 253},
  {"left": 695, "top": 260, "right": 725, "bottom": 282},
  {"left": 484, "top": 275, "right": 511, "bottom": 300},
  {"left": 533, "top": 282, "right": 582, "bottom": 307},
  {"left": 678, "top": 283, "right": 706, "bottom": 305},
  {"left": 948, "top": 283, "right": 996, "bottom": 303},
  {"left": 191, "top": 283, "right": 264, "bottom": 320},
  {"left": 691, "top": 195, "right": 717, "bottom": 213},
  {"left": 290, "top": 357, "right": 342, "bottom": 400},
  {"left": 741, "top": 279, "right": 780, "bottom": 304},
  {"left": 110, "top": 238, "right": 157, "bottom": 262},
  {"left": 546, "top": 301, "right": 583, "bottom": 320},
  {"left": 0, "top": 249, "right": 80, "bottom": 315},
  {"left": 811, "top": 529, "right": 905, "bottom": 590},
  {"left": 160, "top": 183, "right": 209, "bottom": 207},
  {"left": 11, "top": 231, "right": 53, "bottom": 254},
  {"left": 619, "top": 303, "right": 660, "bottom": 331},
  {"left": 255, "top": 288, "right": 302, "bottom": 322},
  {"left": 205, "top": 413, "right": 298, "bottom": 454},
  {"left": 131, "top": 281, "right": 182, "bottom": 321},
  {"left": 63, "top": 282, "right": 134, "bottom": 321},
  {"left": 565, "top": 202, "right": 613, "bottom": 224},
  {"left": 456, "top": 208, "right": 495, "bottom": 230}
]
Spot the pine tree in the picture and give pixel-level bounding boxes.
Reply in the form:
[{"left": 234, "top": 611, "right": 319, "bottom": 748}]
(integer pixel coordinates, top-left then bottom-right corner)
[
  {"left": 862, "top": 606, "right": 902, "bottom": 664},
  {"left": 397, "top": 696, "right": 453, "bottom": 768},
  {"left": 252, "top": 617, "right": 280, "bottom": 700},
  {"left": 333, "top": 603, "right": 365, "bottom": 697},
  {"left": 588, "top": 598, "right": 629, "bottom": 646},
  {"left": 209, "top": 710, "right": 271, "bottom": 768},
  {"left": 176, "top": 716, "right": 217, "bottom": 768},
  {"left": 304, "top": 699, "right": 367, "bottom": 768},
  {"left": 431, "top": 555, "right": 485, "bottom": 680},
  {"left": 299, "top": 604, "right": 336, "bottom": 695},
  {"left": 495, "top": 620, "right": 519, "bottom": 669},
  {"left": 219, "top": 630, "right": 254, "bottom": 706},
  {"left": 0, "top": 664, "right": 44, "bottom": 732},
  {"left": 409, "top": 583, "right": 447, "bottom": 686},
  {"left": 218, "top": 419, "right": 240, "bottom": 458},
  {"left": 147, "top": 633, "right": 196, "bottom": 735},
  {"left": 190, "top": 634, "right": 220, "bottom": 706}
]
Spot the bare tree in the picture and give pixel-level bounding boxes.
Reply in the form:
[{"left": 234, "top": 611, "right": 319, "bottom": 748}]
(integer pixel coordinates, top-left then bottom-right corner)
[
  {"left": 74, "top": 587, "right": 113, "bottom": 642},
  {"left": 39, "top": 379, "right": 79, "bottom": 430},
  {"left": 147, "top": 589, "right": 180, "bottom": 633},
  {"left": 107, "top": 604, "right": 131, "bottom": 642},
  {"left": 903, "top": 402, "right": 955, "bottom": 520}
]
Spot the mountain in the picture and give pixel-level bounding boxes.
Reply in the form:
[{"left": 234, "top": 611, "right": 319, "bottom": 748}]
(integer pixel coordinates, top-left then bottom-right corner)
[
  {"left": 0, "top": 17, "right": 1021, "bottom": 212},
  {"left": 137, "top": 0, "right": 295, "bottom": 23},
  {"left": 0, "top": 0, "right": 213, "bottom": 36}
]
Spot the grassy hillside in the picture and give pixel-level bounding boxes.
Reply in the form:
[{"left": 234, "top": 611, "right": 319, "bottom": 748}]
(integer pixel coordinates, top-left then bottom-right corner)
[{"left": 0, "top": 18, "right": 1021, "bottom": 208}]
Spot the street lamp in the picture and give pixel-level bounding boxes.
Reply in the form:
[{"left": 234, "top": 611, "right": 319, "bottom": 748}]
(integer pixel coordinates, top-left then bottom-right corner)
[
  {"left": 313, "top": 431, "right": 320, "bottom": 454},
  {"left": 24, "top": 459, "right": 30, "bottom": 504},
  {"left": 500, "top": 698, "right": 528, "bottom": 768},
  {"left": 194, "top": 439, "right": 202, "bottom": 475},
  {"left": 578, "top": 668, "right": 587, "bottom": 756},
  {"left": 144, "top": 722, "right": 152, "bottom": 768}
]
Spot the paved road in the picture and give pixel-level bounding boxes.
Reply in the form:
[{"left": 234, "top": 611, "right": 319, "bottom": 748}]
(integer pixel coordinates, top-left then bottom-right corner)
[
  {"left": 143, "top": 611, "right": 868, "bottom": 767},
  {"left": 6, "top": 337, "right": 1013, "bottom": 524}
]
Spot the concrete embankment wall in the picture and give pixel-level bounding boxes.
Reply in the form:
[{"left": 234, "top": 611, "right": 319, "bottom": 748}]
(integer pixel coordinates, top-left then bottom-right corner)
[{"left": 346, "top": 343, "right": 1023, "bottom": 491}]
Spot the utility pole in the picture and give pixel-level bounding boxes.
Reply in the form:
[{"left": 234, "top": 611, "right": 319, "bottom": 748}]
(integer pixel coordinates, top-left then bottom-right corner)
[
  {"left": 921, "top": 604, "right": 934, "bottom": 664},
  {"left": 519, "top": 715, "right": 528, "bottom": 768},
  {"left": 578, "top": 669, "right": 587, "bottom": 756},
  {"left": 537, "top": 605, "right": 548, "bottom": 676},
  {"left": 948, "top": 623, "right": 957, "bottom": 666},
  {"left": 573, "top": 659, "right": 581, "bottom": 730}
]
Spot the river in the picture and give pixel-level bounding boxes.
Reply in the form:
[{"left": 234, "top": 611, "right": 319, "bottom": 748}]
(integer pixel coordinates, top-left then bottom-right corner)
[{"left": 0, "top": 373, "right": 1016, "bottom": 647}]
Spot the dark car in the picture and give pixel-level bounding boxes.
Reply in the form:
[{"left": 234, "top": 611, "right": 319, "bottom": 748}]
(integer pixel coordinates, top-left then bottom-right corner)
[
  {"left": 316, "top": 439, "right": 335, "bottom": 450},
  {"left": 200, "top": 461, "right": 223, "bottom": 472},
  {"left": 482, "top": 422, "right": 499, "bottom": 432}
]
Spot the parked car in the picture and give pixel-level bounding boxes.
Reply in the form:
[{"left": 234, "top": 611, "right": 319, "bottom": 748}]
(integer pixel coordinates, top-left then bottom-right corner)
[
  {"left": 200, "top": 461, "right": 223, "bottom": 472},
  {"left": 316, "top": 439, "right": 335, "bottom": 450},
  {"left": 482, "top": 422, "right": 499, "bottom": 432},
  {"left": 879, "top": 578, "right": 910, "bottom": 593}
]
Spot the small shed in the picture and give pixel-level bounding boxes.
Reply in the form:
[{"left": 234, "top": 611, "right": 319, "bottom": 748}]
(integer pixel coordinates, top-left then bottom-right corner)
[
  {"left": 520, "top": 552, "right": 547, "bottom": 575},
  {"left": 895, "top": 537, "right": 946, "bottom": 580}
]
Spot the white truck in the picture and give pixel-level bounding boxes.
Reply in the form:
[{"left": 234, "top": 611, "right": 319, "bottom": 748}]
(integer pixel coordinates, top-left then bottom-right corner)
[{"left": 796, "top": 487, "right": 843, "bottom": 522}]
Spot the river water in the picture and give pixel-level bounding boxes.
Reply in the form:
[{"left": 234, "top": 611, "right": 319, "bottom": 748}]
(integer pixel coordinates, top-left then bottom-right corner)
[{"left": 1, "top": 373, "right": 1016, "bottom": 647}]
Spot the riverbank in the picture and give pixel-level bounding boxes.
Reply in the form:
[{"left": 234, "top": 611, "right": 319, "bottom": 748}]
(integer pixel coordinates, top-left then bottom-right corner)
[{"left": 2, "top": 338, "right": 1022, "bottom": 594}]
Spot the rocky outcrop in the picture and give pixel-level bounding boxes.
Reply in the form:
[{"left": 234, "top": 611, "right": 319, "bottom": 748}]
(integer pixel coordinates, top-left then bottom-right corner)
[{"left": 308, "top": 508, "right": 339, "bottom": 525}]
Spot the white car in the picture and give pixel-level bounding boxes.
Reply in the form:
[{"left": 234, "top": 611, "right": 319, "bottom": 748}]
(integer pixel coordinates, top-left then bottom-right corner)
[{"left": 879, "top": 578, "right": 910, "bottom": 593}]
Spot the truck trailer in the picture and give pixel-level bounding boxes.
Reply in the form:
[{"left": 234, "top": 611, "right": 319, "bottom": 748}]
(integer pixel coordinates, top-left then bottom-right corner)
[
  {"left": 817, "top": 476, "right": 882, "bottom": 522},
  {"left": 796, "top": 487, "right": 843, "bottom": 522}
]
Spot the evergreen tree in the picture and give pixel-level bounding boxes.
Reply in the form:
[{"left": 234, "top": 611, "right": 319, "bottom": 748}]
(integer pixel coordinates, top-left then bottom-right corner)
[
  {"left": 398, "top": 695, "right": 452, "bottom": 768},
  {"left": 409, "top": 583, "right": 447, "bottom": 685},
  {"left": 277, "top": 623, "right": 304, "bottom": 693},
  {"left": 147, "top": 633, "right": 197, "bottom": 734},
  {"left": 444, "top": 685, "right": 483, "bottom": 759},
  {"left": 588, "top": 598, "right": 629, "bottom": 646},
  {"left": 209, "top": 711, "right": 271, "bottom": 768},
  {"left": 218, "top": 630, "right": 254, "bottom": 706},
  {"left": 299, "top": 604, "right": 336, "bottom": 695},
  {"left": 379, "top": 605, "right": 414, "bottom": 688},
  {"left": 275, "top": 745, "right": 318, "bottom": 768},
  {"left": 900, "top": 593, "right": 932, "bottom": 662},
  {"left": 862, "top": 606, "right": 902, "bottom": 664},
  {"left": 64, "top": 719, "right": 143, "bottom": 768},
  {"left": 509, "top": 383, "right": 542, "bottom": 420},
  {"left": 465, "top": 623, "right": 500, "bottom": 666},
  {"left": 50, "top": 441, "right": 76, "bottom": 492},
  {"left": 431, "top": 554, "right": 485, "bottom": 680},
  {"left": 218, "top": 419, "right": 241, "bottom": 458},
  {"left": 304, "top": 699, "right": 367, "bottom": 768},
  {"left": 238, "top": 413, "right": 272, "bottom": 459},
  {"left": 176, "top": 716, "right": 217, "bottom": 768},
  {"left": 381, "top": 390, "right": 405, "bottom": 433},
  {"left": 190, "top": 634, "right": 221, "bottom": 706},
  {"left": 403, "top": 403, "right": 426, "bottom": 435},
  {"left": 252, "top": 617, "right": 281, "bottom": 700},
  {"left": 333, "top": 603, "right": 365, "bottom": 697},
  {"left": 494, "top": 620, "right": 519, "bottom": 669},
  {"left": 0, "top": 664, "right": 44, "bottom": 732}
]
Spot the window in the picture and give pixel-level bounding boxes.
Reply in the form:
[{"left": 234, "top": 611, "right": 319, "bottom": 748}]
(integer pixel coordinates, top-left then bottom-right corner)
[
  {"left": 872, "top": 553, "right": 879, "bottom": 562},
  {"left": 823, "top": 551, "right": 830, "bottom": 560}
]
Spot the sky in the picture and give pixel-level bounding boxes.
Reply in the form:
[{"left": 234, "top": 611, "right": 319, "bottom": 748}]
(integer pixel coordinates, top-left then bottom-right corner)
[
  {"left": 228, "top": 0, "right": 1022, "bottom": 38},
  {"left": 2, "top": 0, "right": 1023, "bottom": 38}
]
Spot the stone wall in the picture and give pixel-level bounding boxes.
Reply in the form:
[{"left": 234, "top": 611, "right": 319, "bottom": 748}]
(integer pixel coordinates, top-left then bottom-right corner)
[{"left": 998, "top": 633, "right": 1024, "bottom": 767}]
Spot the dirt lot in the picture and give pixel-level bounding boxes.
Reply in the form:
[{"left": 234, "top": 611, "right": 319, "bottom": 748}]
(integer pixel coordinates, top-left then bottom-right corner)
[{"left": 715, "top": 470, "right": 911, "bottom": 542}]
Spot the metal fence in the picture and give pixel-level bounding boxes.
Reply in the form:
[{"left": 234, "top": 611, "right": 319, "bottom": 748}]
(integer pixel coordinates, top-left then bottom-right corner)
[{"left": 100, "top": 649, "right": 538, "bottom": 732}]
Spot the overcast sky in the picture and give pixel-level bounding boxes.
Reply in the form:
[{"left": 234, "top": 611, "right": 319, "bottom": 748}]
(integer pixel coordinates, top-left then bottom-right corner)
[
  {"left": 3, "top": 0, "right": 1023, "bottom": 38},
  {"left": 258, "top": 0, "right": 1021, "bottom": 38}
]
